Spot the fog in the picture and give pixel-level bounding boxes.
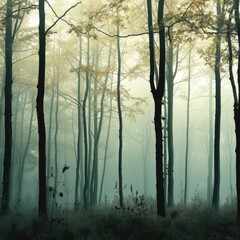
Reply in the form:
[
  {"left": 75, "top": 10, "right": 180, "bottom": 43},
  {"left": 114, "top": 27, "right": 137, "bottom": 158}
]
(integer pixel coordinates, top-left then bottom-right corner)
[{"left": 0, "top": 0, "right": 239, "bottom": 239}]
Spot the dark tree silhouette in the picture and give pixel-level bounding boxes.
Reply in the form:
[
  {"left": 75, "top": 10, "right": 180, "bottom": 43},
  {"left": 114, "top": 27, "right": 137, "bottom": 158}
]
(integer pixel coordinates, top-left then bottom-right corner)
[
  {"left": 1, "top": 0, "right": 26, "bottom": 213},
  {"left": 74, "top": 37, "right": 83, "bottom": 211},
  {"left": 212, "top": 0, "right": 225, "bottom": 209},
  {"left": 117, "top": 22, "right": 123, "bottom": 209},
  {"left": 147, "top": 0, "right": 165, "bottom": 217},
  {"left": 37, "top": 0, "right": 47, "bottom": 218},
  {"left": 83, "top": 37, "right": 90, "bottom": 209},
  {"left": 2, "top": 0, "right": 13, "bottom": 213},
  {"left": 227, "top": 0, "right": 240, "bottom": 219},
  {"left": 233, "top": 0, "right": 240, "bottom": 219},
  {"left": 207, "top": 76, "right": 213, "bottom": 204}
]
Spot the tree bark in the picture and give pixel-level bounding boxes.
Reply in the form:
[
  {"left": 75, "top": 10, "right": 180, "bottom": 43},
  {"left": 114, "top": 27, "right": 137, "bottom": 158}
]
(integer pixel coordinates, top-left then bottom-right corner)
[
  {"left": 37, "top": 0, "right": 47, "bottom": 217},
  {"left": 212, "top": 0, "right": 222, "bottom": 209},
  {"left": 147, "top": 0, "right": 165, "bottom": 217},
  {"left": 117, "top": 23, "right": 123, "bottom": 208},
  {"left": 233, "top": 0, "right": 240, "bottom": 219},
  {"left": 2, "top": 0, "right": 13, "bottom": 213}
]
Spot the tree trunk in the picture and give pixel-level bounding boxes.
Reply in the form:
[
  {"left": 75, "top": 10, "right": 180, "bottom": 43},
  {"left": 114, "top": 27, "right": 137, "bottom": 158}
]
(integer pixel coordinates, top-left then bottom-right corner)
[
  {"left": 10, "top": 89, "right": 21, "bottom": 206},
  {"left": 14, "top": 92, "right": 27, "bottom": 205},
  {"left": 184, "top": 47, "right": 191, "bottom": 205},
  {"left": 117, "top": 24, "right": 123, "bottom": 208},
  {"left": 16, "top": 94, "right": 34, "bottom": 209},
  {"left": 47, "top": 76, "right": 55, "bottom": 198},
  {"left": 74, "top": 40, "right": 82, "bottom": 210},
  {"left": 233, "top": 0, "right": 240, "bottom": 219},
  {"left": 2, "top": 0, "right": 13, "bottom": 213},
  {"left": 83, "top": 37, "right": 90, "bottom": 209},
  {"left": 90, "top": 52, "right": 99, "bottom": 206},
  {"left": 37, "top": 0, "right": 47, "bottom": 217},
  {"left": 99, "top": 74, "right": 113, "bottom": 204},
  {"left": 212, "top": 0, "right": 222, "bottom": 209},
  {"left": 163, "top": 92, "right": 168, "bottom": 206},
  {"left": 207, "top": 76, "right": 213, "bottom": 204},
  {"left": 74, "top": 71, "right": 82, "bottom": 210},
  {"left": 167, "top": 37, "right": 174, "bottom": 207},
  {"left": 147, "top": 0, "right": 166, "bottom": 217},
  {"left": 142, "top": 124, "right": 150, "bottom": 196},
  {"left": 54, "top": 71, "right": 59, "bottom": 191},
  {"left": 91, "top": 49, "right": 110, "bottom": 206}
]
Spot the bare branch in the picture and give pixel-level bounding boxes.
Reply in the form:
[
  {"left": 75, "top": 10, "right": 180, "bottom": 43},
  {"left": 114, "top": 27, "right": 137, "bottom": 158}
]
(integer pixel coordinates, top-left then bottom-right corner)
[
  {"left": 45, "top": 1, "right": 81, "bottom": 35},
  {"left": 0, "top": 5, "right": 38, "bottom": 22}
]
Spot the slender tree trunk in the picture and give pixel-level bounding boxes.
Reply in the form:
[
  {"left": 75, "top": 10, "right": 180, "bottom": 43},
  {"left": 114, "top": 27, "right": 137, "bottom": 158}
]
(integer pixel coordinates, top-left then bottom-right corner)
[
  {"left": 17, "top": 95, "right": 34, "bottom": 209},
  {"left": 87, "top": 70, "right": 92, "bottom": 204},
  {"left": 74, "top": 36, "right": 83, "bottom": 210},
  {"left": 47, "top": 77, "right": 55, "bottom": 194},
  {"left": 2, "top": 0, "right": 13, "bottom": 213},
  {"left": 91, "top": 71, "right": 98, "bottom": 206},
  {"left": 212, "top": 0, "right": 222, "bottom": 209},
  {"left": 10, "top": 89, "right": 21, "bottom": 205},
  {"left": 167, "top": 37, "right": 174, "bottom": 207},
  {"left": 207, "top": 76, "right": 213, "bottom": 204},
  {"left": 14, "top": 92, "right": 27, "bottom": 205},
  {"left": 117, "top": 24, "right": 123, "bottom": 208},
  {"left": 74, "top": 54, "right": 82, "bottom": 210},
  {"left": 83, "top": 37, "right": 90, "bottom": 209},
  {"left": 0, "top": 81, "right": 4, "bottom": 193},
  {"left": 232, "top": 0, "right": 240, "bottom": 219},
  {"left": 54, "top": 72, "right": 59, "bottom": 191},
  {"left": 142, "top": 124, "right": 150, "bottom": 196},
  {"left": 37, "top": 0, "right": 47, "bottom": 217},
  {"left": 184, "top": 47, "right": 191, "bottom": 205},
  {"left": 99, "top": 74, "right": 113, "bottom": 204},
  {"left": 226, "top": 134, "right": 233, "bottom": 201},
  {"left": 90, "top": 50, "right": 99, "bottom": 206},
  {"left": 163, "top": 92, "right": 168, "bottom": 206}
]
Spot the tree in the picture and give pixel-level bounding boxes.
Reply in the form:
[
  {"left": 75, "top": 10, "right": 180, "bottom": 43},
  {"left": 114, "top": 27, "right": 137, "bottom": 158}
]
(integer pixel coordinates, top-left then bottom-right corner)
[
  {"left": 226, "top": 0, "right": 240, "bottom": 219},
  {"left": 166, "top": 29, "right": 175, "bottom": 207},
  {"left": 2, "top": 0, "right": 26, "bottom": 213},
  {"left": 116, "top": 16, "right": 123, "bottom": 209},
  {"left": 83, "top": 36, "right": 90, "bottom": 209},
  {"left": 212, "top": 0, "right": 225, "bottom": 209},
  {"left": 207, "top": 75, "right": 213, "bottom": 204},
  {"left": 184, "top": 44, "right": 192, "bottom": 205},
  {"left": 37, "top": 0, "right": 81, "bottom": 217},
  {"left": 99, "top": 74, "right": 113, "bottom": 204},
  {"left": 147, "top": 0, "right": 165, "bottom": 217},
  {"left": 16, "top": 93, "right": 34, "bottom": 210},
  {"left": 37, "top": 0, "right": 47, "bottom": 218},
  {"left": 90, "top": 45, "right": 112, "bottom": 206},
  {"left": 74, "top": 36, "right": 83, "bottom": 211}
]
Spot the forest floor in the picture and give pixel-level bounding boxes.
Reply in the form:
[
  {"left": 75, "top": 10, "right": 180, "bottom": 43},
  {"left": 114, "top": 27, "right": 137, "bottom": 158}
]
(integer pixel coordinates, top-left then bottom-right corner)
[{"left": 0, "top": 196, "right": 239, "bottom": 240}]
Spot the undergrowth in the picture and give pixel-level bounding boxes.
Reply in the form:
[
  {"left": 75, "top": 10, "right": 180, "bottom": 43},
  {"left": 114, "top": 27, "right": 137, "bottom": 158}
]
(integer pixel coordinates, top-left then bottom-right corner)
[{"left": 0, "top": 195, "right": 239, "bottom": 240}]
